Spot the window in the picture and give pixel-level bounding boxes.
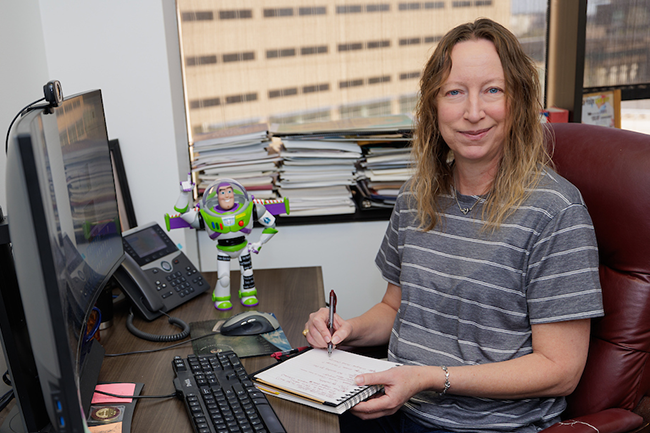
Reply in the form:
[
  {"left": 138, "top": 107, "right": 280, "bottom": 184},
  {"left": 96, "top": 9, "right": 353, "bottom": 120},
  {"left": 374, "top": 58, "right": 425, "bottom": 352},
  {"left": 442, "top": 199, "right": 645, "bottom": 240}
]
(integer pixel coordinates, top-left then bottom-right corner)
[
  {"left": 264, "top": 8, "right": 294, "bottom": 17},
  {"left": 399, "top": 37, "right": 422, "bottom": 46},
  {"left": 269, "top": 109, "right": 331, "bottom": 124},
  {"left": 176, "top": 0, "right": 548, "bottom": 136},
  {"left": 339, "top": 79, "right": 364, "bottom": 89},
  {"left": 181, "top": 11, "right": 213, "bottom": 21},
  {"left": 222, "top": 52, "right": 255, "bottom": 63},
  {"left": 366, "top": 4, "right": 390, "bottom": 12},
  {"left": 338, "top": 43, "right": 363, "bottom": 52},
  {"left": 336, "top": 5, "right": 363, "bottom": 14},
  {"left": 303, "top": 83, "right": 330, "bottom": 94},
  {"left": 267, "top": 48, "right": 296, "bottom": 59},
  {"left": 399, "top": 3, "right": 422, "bottom": 11},
  {"left": 340, "top": 100, "right": 392, "bottom": 118},
  {"left": 368, "top": 75, "right": 391, "bottom": 85},
  {"left": 219, "top": 10, "right": 252, "bottom": 20},
  {"left": 299, "top": 7, "right": 327, "bottom": 16},
  {"left": 269, "top": 88, "right": 299, "bottom": 99},
  {"left": 189, "top": 97, "right": 220, "bottom": 109},
  {"left": 186, "top": 55, "right": 217, "bottom": 66},
  {"left": 225, "top": 93, "right": 257, "bottom": 104},
  {"left": 301, "top": 45, "right": 328, "bottom": 55},
  {"left": 399, "top": 94, "right": 419, "bottom": 113},
  {"left": 424, "top": 35, "right": 442, "bottom": 44},
  {"left": 583, "top": 0, "right": 650, "bottom": 134},
  {"left": 424, "top": 2, "right": 445, "bottom": 9},
  {"left": 400, "top": 71, "right": 421, "bottom": 80},
  {"left": 584, "top": 1, "right": 650, "bottom": 91},
  {"left": 367, "top": 40, "right": 390, "bottom": 49}
]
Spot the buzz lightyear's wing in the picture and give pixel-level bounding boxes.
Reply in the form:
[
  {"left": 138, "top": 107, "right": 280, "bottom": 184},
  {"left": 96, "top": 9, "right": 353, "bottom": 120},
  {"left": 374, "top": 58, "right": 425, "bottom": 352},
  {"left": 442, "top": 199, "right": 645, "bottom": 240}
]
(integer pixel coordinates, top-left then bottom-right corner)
[
  {"left": 252, "top": 197, "right": 290, "bottom": 216},
  {"left": 165, "top": 212, "right": 194, "bottom": 230}
]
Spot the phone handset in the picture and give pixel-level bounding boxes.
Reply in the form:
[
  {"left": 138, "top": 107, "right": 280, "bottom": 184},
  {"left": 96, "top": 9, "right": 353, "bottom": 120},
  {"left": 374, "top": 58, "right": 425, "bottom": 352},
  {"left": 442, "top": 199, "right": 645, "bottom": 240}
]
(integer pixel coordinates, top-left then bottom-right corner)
[
  {"left": 113, "top": 254, "right": 190, "bottom": 342},
  {"left": 114, "top": 222, "right": 206, "bottom": 342},
  {"left": 114, "top": 254, "right": 164, "bottom": 318}
]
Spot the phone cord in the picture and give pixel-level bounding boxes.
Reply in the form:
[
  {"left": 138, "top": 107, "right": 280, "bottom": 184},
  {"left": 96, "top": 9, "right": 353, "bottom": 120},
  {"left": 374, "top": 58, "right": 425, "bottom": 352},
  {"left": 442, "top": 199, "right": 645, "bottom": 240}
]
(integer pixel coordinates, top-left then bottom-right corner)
[{"left": 126, "top": 307, "right": 191, "bottom": 342}]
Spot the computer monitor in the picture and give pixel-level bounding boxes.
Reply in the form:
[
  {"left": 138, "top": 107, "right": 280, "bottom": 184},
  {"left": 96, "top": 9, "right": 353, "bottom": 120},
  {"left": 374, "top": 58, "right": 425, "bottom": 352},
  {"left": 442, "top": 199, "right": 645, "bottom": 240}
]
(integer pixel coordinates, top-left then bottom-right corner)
[{"left": 0, "top": 89, "right": 124, "bottom": 432}]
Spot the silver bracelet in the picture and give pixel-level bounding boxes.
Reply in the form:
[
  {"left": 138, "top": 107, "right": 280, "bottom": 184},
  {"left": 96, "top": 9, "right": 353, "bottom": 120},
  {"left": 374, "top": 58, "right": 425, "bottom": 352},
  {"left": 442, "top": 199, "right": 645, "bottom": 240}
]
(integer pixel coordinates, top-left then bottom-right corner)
[{"left": 439, "top": 366, "right": 450, "bottom": 396}]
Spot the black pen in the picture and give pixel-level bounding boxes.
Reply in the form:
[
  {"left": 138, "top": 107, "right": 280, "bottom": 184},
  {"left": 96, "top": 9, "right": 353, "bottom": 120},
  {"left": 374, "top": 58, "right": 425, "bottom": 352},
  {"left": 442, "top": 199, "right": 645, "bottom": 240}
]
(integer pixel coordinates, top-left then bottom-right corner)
[{"left": 328, "top": 290, "right": 337, "bottom": 356}]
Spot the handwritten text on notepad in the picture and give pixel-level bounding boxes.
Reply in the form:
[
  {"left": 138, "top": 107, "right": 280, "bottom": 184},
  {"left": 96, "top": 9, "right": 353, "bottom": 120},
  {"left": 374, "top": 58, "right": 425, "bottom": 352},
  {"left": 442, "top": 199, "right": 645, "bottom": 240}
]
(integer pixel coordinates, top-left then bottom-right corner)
[{"left": 256, "top": 348, "right": 399, "bottom": 403}]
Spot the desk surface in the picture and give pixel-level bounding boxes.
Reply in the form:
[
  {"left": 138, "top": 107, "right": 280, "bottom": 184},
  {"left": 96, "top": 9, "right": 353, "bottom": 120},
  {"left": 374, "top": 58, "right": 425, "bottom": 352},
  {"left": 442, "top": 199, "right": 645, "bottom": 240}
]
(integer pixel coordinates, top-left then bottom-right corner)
[{"left": 98, "top": 266, "right": 338, "bottom": 433}]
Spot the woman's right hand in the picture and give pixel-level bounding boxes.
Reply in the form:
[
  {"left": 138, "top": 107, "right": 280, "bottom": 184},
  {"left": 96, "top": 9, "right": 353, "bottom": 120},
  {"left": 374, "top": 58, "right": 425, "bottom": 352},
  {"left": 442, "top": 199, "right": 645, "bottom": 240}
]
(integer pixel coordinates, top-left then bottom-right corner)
[{"left": 303, "top": 307, "right": 352, "bottom": 349}]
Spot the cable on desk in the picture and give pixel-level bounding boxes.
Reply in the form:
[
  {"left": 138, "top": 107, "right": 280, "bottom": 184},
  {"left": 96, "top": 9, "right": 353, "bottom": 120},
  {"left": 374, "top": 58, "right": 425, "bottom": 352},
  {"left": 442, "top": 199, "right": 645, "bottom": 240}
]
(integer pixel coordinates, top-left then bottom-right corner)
[
  {"left": 0, "top": 371, "right": 14, "bottom": 412},
  {"left": 0, "top": 389, "right": 14, "bottom": 412},
  {"left": 104, "top": 331, "right": 220, "bottom": 357},
  {"left": 94, "top": 389, "right": 177, "bottom": 400},
  {"left": 125, "top": 308, "right": 190, "bottom": 342}
]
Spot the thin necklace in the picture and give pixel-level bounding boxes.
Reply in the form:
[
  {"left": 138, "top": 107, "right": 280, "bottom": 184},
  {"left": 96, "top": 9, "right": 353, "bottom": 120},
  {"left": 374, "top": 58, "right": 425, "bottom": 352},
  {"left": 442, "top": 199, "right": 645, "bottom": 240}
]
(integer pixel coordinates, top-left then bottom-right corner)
[{"left": 453, "top": 186, "right": 483, "bottom": 215}]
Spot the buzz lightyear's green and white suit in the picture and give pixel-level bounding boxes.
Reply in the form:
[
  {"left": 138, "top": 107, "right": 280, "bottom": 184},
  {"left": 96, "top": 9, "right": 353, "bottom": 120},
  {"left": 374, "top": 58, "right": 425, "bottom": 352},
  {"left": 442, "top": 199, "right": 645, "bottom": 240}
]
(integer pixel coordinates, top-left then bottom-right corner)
[{"left": 173, "top": 178, "right": 278, "bottom": 311}]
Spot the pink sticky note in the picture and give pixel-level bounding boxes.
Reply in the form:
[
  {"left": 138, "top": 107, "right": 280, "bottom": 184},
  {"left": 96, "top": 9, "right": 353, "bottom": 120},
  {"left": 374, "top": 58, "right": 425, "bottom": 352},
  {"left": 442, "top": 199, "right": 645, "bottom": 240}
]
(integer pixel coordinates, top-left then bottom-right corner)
[{"left": 91, "top": 383, "right": 136, "bottom": 404}]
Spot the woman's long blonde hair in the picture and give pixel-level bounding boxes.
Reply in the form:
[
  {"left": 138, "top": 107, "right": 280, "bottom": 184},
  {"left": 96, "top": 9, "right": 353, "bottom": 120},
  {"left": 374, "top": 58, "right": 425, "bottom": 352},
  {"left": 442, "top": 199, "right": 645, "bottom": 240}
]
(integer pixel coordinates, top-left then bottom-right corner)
[{"left": 410, "top": 18, "right": 551, "bottom": 231}]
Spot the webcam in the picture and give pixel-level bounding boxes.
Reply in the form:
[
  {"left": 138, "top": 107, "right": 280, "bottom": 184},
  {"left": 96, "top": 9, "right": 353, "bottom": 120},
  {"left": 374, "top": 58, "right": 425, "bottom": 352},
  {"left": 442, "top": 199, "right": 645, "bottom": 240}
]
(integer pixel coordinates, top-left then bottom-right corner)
[{"left": 43, "top": 80, "right": 63, "bottom": 107}]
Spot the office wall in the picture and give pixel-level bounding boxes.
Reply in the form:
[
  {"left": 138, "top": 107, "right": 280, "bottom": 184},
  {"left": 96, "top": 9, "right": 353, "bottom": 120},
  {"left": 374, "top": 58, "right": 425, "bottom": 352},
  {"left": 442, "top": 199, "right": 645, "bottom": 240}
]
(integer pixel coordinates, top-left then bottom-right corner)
[
  {"left": 0, "top": 1, "right": 49, "bottom": 220},
  {"left": 0, "top": 0, "right": 192, "bottom": 251},
  {"left": 0, "top": 0, "right": 387, "bottom": 319},
  {"left": 35, "top": 0, "right": 192, "bottom": 251}
]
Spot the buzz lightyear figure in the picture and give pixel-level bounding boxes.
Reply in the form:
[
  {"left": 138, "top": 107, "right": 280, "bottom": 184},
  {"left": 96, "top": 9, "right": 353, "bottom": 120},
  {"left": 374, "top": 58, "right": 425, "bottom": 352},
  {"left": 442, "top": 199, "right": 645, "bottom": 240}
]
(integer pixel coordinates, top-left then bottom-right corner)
[{"left": 169, "top": 176, "right": 286, "bottom": 311}]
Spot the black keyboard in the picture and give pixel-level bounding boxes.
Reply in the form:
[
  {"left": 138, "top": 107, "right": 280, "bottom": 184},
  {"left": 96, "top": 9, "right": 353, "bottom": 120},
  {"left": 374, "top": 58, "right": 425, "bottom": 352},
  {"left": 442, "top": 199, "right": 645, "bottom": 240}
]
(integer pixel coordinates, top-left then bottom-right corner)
[{"left": 173, "top": 351, "right": 286, "bottom": 433}]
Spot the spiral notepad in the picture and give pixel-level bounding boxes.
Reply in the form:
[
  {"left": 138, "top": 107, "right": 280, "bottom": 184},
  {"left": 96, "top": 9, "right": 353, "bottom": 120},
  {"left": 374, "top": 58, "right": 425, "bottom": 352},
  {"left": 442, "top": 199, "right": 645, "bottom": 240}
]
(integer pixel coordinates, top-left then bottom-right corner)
[{"left": 253, "top": 348, "right": 401, "bottom": 414}]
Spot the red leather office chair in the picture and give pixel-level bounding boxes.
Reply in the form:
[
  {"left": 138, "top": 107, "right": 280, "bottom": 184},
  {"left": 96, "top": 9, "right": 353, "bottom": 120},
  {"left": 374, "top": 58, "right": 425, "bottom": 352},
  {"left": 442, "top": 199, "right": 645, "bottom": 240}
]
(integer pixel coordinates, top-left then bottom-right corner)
[{"left": 542, "top": 123, "right": 650, "bottom": 433}]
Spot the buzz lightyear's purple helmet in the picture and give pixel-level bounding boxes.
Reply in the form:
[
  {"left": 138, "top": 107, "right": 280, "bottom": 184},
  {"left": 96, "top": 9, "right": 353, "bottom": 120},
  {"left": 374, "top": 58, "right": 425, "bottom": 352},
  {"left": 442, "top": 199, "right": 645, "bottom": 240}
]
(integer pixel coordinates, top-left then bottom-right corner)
[{"left": 201, "top": 178, "right": 250, "bottom": 215}]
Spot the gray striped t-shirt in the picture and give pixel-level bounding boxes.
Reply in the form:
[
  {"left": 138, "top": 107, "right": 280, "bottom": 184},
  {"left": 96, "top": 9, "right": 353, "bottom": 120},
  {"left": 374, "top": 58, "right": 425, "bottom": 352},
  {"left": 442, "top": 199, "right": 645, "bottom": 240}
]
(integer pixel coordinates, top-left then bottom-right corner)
[{"left": 375, "top": 169, "right": 604, "bottom": 432}]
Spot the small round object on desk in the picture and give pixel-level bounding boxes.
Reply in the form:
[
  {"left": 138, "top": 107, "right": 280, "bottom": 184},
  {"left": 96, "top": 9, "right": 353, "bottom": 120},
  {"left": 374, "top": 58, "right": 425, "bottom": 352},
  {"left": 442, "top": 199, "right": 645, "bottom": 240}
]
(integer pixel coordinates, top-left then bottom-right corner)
[{"left": 90, "top": 406, "right": 121, "bottom": 423}]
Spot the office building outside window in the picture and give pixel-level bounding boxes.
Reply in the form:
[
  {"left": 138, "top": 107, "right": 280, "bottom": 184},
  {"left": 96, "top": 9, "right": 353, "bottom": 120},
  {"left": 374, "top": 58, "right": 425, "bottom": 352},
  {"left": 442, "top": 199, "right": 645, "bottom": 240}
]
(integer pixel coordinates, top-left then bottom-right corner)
[
  {"left": 584, "top": 0, "right": 650, "bottom": 135},
  {"left": 175, "top": 0, "right": 548, "bottom": 140}
]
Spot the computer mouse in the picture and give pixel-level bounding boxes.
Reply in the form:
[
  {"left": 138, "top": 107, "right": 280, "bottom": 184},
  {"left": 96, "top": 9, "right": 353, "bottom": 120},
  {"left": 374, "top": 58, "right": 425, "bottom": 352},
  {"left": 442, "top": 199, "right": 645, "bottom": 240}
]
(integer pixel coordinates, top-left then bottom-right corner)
[{"left": 220, "top": 311, "right": 280, "bottom": 336}]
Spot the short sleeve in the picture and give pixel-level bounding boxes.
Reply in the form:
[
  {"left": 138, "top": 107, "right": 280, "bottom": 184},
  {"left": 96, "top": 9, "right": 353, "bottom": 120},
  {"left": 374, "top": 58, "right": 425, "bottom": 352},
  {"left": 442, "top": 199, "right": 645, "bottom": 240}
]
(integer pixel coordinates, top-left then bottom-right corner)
[
  {"left": 375, "top": 191, "right": 406, "bottom": 287},
  {"left": 526, "top": 203, "right": 604, "bottom": 324}
]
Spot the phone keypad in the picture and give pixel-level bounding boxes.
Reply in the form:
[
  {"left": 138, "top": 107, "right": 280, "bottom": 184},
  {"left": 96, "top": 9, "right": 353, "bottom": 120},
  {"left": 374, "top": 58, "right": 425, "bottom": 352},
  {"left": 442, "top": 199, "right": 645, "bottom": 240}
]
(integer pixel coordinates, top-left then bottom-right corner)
[
  {"left": 121, "top": 222, "right": 209, "bottom": 319},
  {"left": 145, "top": 255, "right": 208, "bottom": 311},
  {"left": 166, "top": 270, "right": 204, "bottom": 299}
]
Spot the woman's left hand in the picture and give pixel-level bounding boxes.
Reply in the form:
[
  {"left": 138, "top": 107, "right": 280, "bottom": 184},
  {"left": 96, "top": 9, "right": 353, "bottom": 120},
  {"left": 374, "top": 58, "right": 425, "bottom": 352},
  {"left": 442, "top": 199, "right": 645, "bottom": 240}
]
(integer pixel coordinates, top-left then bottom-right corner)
[{"left": 349, "top": 366, "right": 428, "bottom": 419}]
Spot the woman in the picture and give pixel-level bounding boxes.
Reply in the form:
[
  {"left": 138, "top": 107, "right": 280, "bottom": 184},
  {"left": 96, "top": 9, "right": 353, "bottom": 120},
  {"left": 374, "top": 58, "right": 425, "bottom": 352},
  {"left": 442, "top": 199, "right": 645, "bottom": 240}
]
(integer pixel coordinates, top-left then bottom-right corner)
[{"left": 303, "top": 18, "right": 603, "bottom": 433}]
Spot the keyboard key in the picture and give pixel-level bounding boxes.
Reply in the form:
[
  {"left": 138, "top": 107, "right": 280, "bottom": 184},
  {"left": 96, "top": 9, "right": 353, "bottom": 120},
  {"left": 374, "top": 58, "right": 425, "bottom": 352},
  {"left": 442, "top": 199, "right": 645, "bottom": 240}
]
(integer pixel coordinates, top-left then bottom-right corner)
[{"left": 173, "top": 351, "right": 286, "bottom": 433}]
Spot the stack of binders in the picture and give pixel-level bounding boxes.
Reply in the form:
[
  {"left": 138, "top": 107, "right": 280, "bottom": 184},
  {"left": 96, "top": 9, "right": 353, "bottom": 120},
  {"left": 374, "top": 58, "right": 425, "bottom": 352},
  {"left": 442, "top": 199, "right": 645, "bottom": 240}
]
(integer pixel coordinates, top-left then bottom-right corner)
[
  {"left": 191, "top": 124, "right": 281, "bottom": 199},
  {"left": 271, "top": 114, "right": 414, "bottom": 217}
]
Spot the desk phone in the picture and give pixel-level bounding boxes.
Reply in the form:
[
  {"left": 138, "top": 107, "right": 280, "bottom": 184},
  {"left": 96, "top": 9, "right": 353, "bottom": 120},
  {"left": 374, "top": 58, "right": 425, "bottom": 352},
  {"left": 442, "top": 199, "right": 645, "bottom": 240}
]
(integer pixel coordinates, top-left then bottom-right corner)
[{"left": 113, "top": 222, "right": 208, "bottom": 321}]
